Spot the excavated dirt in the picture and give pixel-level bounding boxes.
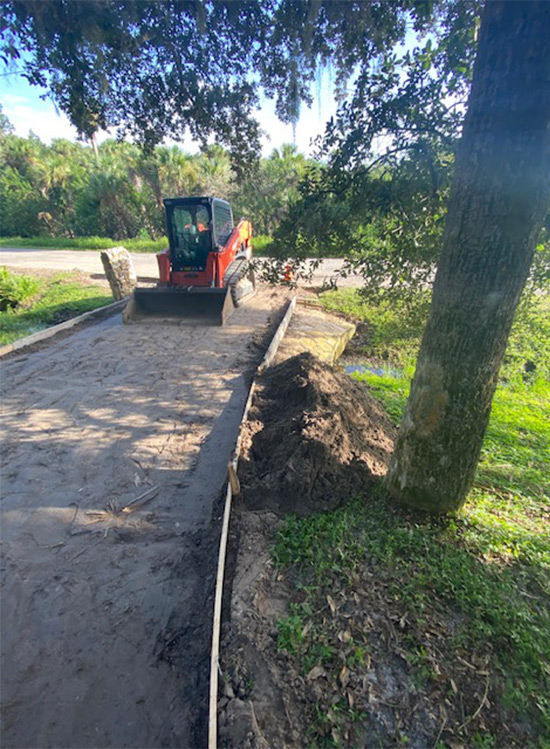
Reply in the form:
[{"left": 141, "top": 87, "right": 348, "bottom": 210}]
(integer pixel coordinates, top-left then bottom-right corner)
[
  {"left": 238, "top": 352, "right": 397, "bottom": 516},
  {"left": 221, "top": 353, "right": 526, "bottom": 748},
  {"left": 218, "top": 508, "right": 299, "bottom": 748},
  {"left": 219, "top": 353, "right": 398, "bottom": 747}
]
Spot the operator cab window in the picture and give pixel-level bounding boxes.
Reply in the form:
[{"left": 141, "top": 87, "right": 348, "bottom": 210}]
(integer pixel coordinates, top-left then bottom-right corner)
[
  {"left": 213, "top": 201, "right": 234, "bottom": 247},
  {"left": 170, "top": 205, "right": 211, "bottom": 269}
]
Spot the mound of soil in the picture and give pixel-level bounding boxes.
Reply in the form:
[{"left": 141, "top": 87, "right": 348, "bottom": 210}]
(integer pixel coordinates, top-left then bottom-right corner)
[{"left": 238, "top": 352, "right": 396, "bottom": 516}]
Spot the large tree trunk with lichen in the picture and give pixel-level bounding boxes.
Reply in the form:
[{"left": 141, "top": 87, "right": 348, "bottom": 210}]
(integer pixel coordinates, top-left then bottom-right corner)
[{"left": 386, "top": 1, "right": 550, "bottom": 514}]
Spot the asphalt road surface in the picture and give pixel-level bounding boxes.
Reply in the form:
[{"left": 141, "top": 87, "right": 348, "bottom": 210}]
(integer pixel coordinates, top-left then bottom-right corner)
[{"left": 0, "top": 247, "right": 363, "bottom": 288}]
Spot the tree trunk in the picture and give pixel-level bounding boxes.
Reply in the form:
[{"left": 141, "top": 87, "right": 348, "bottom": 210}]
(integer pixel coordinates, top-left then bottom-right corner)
[
  {"left": 90, "top": 132, "right": 99, "bottom": 162},
  {"left": 386, "top": 1, "right": 550, "bottom": 514}
]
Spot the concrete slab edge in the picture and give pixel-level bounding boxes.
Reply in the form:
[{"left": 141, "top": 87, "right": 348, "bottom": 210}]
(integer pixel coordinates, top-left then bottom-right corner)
[
  {"left": 208, "top": 296, "right": 297, "bottom": 749},
  {"left": 0, "top": 299, "right": 128, "bottom": 359}
]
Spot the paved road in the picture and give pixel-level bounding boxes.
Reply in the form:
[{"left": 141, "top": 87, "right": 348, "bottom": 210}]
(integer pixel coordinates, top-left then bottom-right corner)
[
  {"left": 0, "top": 247, "right": 363, "bottom": 288},
  {"left": 0, "top": 247, "right": 159, "bottom": 278},
  {"left": 0, "top": 287, "right": 288, "bottom": 748}
]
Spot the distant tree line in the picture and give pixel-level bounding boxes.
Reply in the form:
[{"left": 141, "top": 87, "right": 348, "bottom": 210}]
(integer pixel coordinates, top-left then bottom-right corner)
[
  {"left": 0, "top": 108, "right": 308, "bottom": 240},
  {"left": 2, "top": 104, "right": 547, "bottom": 305}
]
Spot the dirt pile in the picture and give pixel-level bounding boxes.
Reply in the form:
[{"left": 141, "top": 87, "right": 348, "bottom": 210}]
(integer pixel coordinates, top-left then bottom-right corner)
[{"left": 238, "top": 352, "right": 396, "bottom": 516}]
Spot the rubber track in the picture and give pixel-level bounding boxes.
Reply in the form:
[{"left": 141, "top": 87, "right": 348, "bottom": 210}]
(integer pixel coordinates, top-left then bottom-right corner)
[{"left": 223, "top": 259, "right": 251, "bottom": 307}]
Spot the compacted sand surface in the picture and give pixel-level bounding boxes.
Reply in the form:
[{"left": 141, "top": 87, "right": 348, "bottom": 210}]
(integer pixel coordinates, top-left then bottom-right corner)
[{"left": 0, "top": 287, "right": 286, "bottom": 748}]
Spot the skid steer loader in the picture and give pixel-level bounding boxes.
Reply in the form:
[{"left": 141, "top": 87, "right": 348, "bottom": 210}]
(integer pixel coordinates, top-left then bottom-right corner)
[{"left": 123, "top": 196, "right": 256, "bottom": 325}]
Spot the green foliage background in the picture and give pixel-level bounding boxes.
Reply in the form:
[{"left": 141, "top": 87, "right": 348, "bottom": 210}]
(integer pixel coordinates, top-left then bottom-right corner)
[{"left": 0, "top": 111, "right": 309, "bottom": 242}]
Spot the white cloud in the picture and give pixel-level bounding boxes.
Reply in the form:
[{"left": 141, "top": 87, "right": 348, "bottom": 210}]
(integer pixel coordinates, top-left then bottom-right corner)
[
  {"left": 4, "top": 100, "right": 80, "bottom": 142},
  {"left": 1, "top": 89, "right": 114, "bottom": 144}
]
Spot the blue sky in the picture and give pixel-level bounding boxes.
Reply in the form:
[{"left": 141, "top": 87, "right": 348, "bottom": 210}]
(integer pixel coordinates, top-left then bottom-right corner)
[{"left": 0, "top": 68, "right": 339, "bottom": 156}]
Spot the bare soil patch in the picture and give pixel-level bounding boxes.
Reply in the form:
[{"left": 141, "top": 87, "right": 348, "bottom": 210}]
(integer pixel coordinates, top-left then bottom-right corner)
[
  {"left": 218, "top": 508, "right": 300, "bottom": 748},
  {"left": 238, "top": 352, "right": 396, "bottom": 516},
  {"left": 219, "top": 503, "right": 509, "bottom": 748}
]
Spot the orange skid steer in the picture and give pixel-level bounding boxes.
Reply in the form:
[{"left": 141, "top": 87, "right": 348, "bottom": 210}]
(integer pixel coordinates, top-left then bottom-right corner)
[{"left": 123, "top": 196, "right": 256, "bottom": 325}]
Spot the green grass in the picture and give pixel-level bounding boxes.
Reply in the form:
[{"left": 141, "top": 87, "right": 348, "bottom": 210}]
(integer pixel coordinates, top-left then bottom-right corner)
[
  {"left": 320, "top": 288, "right": 550, "bottom": 385},
  {"left": 272, "top": 288, "right": 550, "bottom": 745},
  {"left": 0, "top": 233, "right": 275, "bottom": 255},
  {"left": 252, "top": 234, "right": 274, "bottom": 256},
  {"left": 0, "top": 235, "right": 168, "bottom": 253},
  {"left": 319, "top": 289, "right": 428, "bottom": 371},
  {"left": 0, "top": 269, "right": 112, "bottom": 345}
]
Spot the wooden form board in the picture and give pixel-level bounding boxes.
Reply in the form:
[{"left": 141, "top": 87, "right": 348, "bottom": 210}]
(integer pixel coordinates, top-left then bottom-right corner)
[{"left": 208, "top": 296, "right": 297, "bottom": 749}]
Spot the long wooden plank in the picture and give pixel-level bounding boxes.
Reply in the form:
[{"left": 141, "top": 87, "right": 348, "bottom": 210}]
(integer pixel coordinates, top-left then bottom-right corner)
[{"left": 257, "top": 295, "right": 297, "bottom": 373}]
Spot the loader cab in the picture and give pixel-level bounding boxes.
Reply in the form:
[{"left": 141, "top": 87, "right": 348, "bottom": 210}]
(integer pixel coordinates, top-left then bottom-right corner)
[{"left": 164, "top": 197, "right": 234, "bottom": 272}]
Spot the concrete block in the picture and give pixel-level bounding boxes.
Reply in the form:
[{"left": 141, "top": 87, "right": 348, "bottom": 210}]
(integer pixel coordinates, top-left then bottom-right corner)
[
  {"left": 100, "top": 247, "right": 137, "bottom": 300},
  {"left": 276, "top": 306, "right": 355, "bottom": 365}
]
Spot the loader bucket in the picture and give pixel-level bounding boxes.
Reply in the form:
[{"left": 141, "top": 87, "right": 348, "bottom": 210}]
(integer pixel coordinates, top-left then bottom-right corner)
[{"left": 123, "top": 287, "right": 235, "bottom": 326}]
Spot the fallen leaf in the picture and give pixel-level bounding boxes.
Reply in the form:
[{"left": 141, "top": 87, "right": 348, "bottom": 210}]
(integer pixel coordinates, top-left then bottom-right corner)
[
  {"left": 338, "top": 629, "right": 352, "bottom": 643},
  {"left": 339, "top": 665, "right": 350, "bottom": 688},
  {"left": 306, "top": 665, "right": 326, "bottom": 681}
]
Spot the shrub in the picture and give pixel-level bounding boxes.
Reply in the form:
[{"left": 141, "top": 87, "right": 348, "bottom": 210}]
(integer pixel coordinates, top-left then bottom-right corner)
[{"left": 0, "top": 267, "right": 40, "bottom": 311}]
